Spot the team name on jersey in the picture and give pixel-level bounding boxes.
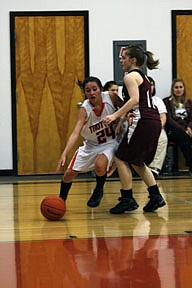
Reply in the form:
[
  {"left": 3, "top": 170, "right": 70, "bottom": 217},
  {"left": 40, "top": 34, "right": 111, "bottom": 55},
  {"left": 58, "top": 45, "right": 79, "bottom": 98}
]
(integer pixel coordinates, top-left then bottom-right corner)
[{"left": 89, "top": 120, "right": 108, "bottom": 133}]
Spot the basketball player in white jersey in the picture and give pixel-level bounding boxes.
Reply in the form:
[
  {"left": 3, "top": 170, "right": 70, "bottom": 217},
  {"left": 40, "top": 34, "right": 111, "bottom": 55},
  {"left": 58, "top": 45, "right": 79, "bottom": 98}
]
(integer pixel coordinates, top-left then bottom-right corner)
[{"left": 56, "top": 76, "right": 124, "bottom": 208}]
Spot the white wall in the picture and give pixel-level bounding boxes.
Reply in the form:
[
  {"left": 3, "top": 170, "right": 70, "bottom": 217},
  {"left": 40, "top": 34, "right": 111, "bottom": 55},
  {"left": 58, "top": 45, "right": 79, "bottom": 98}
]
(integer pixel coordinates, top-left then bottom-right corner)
[{"left": 0, "top": 0, "right": 191, "bottom": 171}]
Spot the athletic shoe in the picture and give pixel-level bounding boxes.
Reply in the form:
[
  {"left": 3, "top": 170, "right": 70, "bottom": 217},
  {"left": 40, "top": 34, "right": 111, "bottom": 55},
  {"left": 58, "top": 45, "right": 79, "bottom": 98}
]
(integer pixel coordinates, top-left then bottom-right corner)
[
  {"left": 110, "top": 197, "right": 139, "bottom": 214},
  {"left": 143, "top": 194, "right": 166, "bottom": 212},
  {"left": 87, "top": 189, "right": 103, "bottom": 207},
  {"left": 107, "top": 161, "right": 117, "bottom": 177}
]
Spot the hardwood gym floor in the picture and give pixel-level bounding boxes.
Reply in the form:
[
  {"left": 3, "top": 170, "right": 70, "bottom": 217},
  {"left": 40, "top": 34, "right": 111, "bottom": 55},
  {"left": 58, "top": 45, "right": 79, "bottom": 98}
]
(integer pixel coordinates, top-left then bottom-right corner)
[{"left": 0, "top": 175, "right": 192, "bottom": 288}]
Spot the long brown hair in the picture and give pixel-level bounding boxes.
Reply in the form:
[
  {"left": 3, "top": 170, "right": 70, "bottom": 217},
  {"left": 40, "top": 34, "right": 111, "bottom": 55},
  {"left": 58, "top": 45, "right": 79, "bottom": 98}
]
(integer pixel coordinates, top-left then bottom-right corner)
[
  {"left": 170, "top": 78, "right": 186, "bottom": 108},
  {"left": 124, "top": 45, "right": 159, "bottom": 70}
]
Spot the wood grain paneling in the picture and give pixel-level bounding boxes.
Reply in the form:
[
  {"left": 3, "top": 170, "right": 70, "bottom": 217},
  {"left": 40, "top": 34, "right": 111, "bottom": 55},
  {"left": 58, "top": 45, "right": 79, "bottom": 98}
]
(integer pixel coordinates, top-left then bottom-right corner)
[
  {"left": 15, "top": 16, "right": 85, "bottom": 174},
  {"left": 176, "top": 15, "right": 192, "bottom": 100}
]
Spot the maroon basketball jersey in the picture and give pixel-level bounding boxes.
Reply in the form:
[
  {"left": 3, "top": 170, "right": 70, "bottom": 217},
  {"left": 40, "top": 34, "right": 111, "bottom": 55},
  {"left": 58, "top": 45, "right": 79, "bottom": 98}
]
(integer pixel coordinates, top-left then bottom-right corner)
[
  {"left": 122, "top": 69, "right": 160, "bottom": 120},
  {"left": 116, "top": 69, "right": 161, "bottom": 165}
]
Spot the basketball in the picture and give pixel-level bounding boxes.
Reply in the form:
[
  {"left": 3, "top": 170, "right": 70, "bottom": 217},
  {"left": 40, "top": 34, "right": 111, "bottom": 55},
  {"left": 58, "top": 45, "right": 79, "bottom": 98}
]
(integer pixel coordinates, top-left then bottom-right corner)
[{"left": 40, "top": 195, "right": 66, "bottom": 221}]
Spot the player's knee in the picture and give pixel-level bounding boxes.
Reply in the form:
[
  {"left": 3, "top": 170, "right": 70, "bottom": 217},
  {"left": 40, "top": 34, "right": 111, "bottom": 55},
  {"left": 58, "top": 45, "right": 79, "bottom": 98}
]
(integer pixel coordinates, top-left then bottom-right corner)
[{"left": 94, "top": 162, "right": 107, "bottom": 175}]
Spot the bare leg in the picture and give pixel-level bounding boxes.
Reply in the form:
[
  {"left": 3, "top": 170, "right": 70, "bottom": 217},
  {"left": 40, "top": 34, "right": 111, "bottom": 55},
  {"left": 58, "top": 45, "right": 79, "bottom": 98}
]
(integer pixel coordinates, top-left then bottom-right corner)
[
  {"left": 63, "top": 169, "right": 79, "bottom": 182},
  {"left": 115, "top": 156, "right": 132, "bottom": 190},
  {"left": 131, "top": 163, "right": 156, "bottom": 187},
  {"left": 60, "top": 169, "right": 79, "bottom": 200},
  {"left": 94, "top": 153, "right": 108, "bottom": 176}
]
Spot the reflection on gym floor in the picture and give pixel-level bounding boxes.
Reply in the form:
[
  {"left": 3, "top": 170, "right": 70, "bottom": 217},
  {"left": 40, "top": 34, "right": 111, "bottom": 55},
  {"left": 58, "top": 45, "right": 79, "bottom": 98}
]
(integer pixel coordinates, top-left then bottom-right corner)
[{"left": 0, "top": 176, "right": 192, "bottom": 287}]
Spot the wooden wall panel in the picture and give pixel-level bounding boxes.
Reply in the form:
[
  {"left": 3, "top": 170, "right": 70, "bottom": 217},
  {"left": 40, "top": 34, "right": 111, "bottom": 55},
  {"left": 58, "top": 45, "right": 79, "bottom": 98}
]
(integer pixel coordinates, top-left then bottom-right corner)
[
  {"left": 15, "top": 16, "right": 85, "bottom": 174},
  {"left": 176, "top": 15, "right": 192, "bottom": 100}
]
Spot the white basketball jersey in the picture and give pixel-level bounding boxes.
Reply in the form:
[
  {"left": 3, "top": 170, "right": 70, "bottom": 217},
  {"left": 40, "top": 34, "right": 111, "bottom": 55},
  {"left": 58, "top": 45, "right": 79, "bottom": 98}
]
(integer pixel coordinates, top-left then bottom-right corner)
[{"left": 81, "top": 92, "right": 117, "bottom": 145}]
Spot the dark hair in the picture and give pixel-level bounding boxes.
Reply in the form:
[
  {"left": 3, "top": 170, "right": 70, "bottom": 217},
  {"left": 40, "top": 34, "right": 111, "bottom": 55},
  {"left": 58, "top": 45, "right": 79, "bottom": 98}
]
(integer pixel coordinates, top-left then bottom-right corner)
[
  {"left": 103, "top": 80, "right": 118, "bottom": 91},
  {"left": 147, "top": 76, "right": 156, "bottom": 96},
  {"left": 77, "top": 79, "right": 84, "bottom": 91},
  {"left": 124, "top": 45, "right": 159, "bottom": 70},
  {"left": 82, "top": 76, "right": 103, "bottom": 91}
]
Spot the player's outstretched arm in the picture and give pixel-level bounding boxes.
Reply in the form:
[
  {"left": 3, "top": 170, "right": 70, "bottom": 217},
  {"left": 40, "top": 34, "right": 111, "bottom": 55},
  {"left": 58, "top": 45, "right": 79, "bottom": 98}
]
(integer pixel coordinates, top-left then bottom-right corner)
[{"left": 56, "top": 107, "right": 87, "bottom": 172}]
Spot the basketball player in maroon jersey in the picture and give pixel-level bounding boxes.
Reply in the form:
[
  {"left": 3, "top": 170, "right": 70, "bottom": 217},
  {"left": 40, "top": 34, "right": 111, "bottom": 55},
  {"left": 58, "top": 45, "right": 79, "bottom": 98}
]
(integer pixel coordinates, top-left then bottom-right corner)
[{"left": 104, "top": 45, "right": 166, "bottom": 213}]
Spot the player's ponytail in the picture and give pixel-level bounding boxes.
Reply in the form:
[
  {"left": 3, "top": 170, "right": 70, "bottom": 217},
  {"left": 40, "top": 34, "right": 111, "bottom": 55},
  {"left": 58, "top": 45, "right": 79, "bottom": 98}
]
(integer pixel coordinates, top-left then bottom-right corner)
[{"left": 144, "top": 51, "right": 159, "bottom": 70}]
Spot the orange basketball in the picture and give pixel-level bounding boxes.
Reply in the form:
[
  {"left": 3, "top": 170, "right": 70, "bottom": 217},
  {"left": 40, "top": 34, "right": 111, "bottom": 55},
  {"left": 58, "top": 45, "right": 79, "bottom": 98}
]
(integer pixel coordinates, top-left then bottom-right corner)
[{"left": 40, "top": 195, "right": 66, "bottom": 221}]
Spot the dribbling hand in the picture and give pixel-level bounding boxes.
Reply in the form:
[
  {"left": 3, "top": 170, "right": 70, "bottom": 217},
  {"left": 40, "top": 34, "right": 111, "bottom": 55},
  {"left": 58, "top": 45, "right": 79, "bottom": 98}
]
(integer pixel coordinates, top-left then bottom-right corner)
[{"left": 56, "top": 154, "right": 66, "bottom": 173}]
